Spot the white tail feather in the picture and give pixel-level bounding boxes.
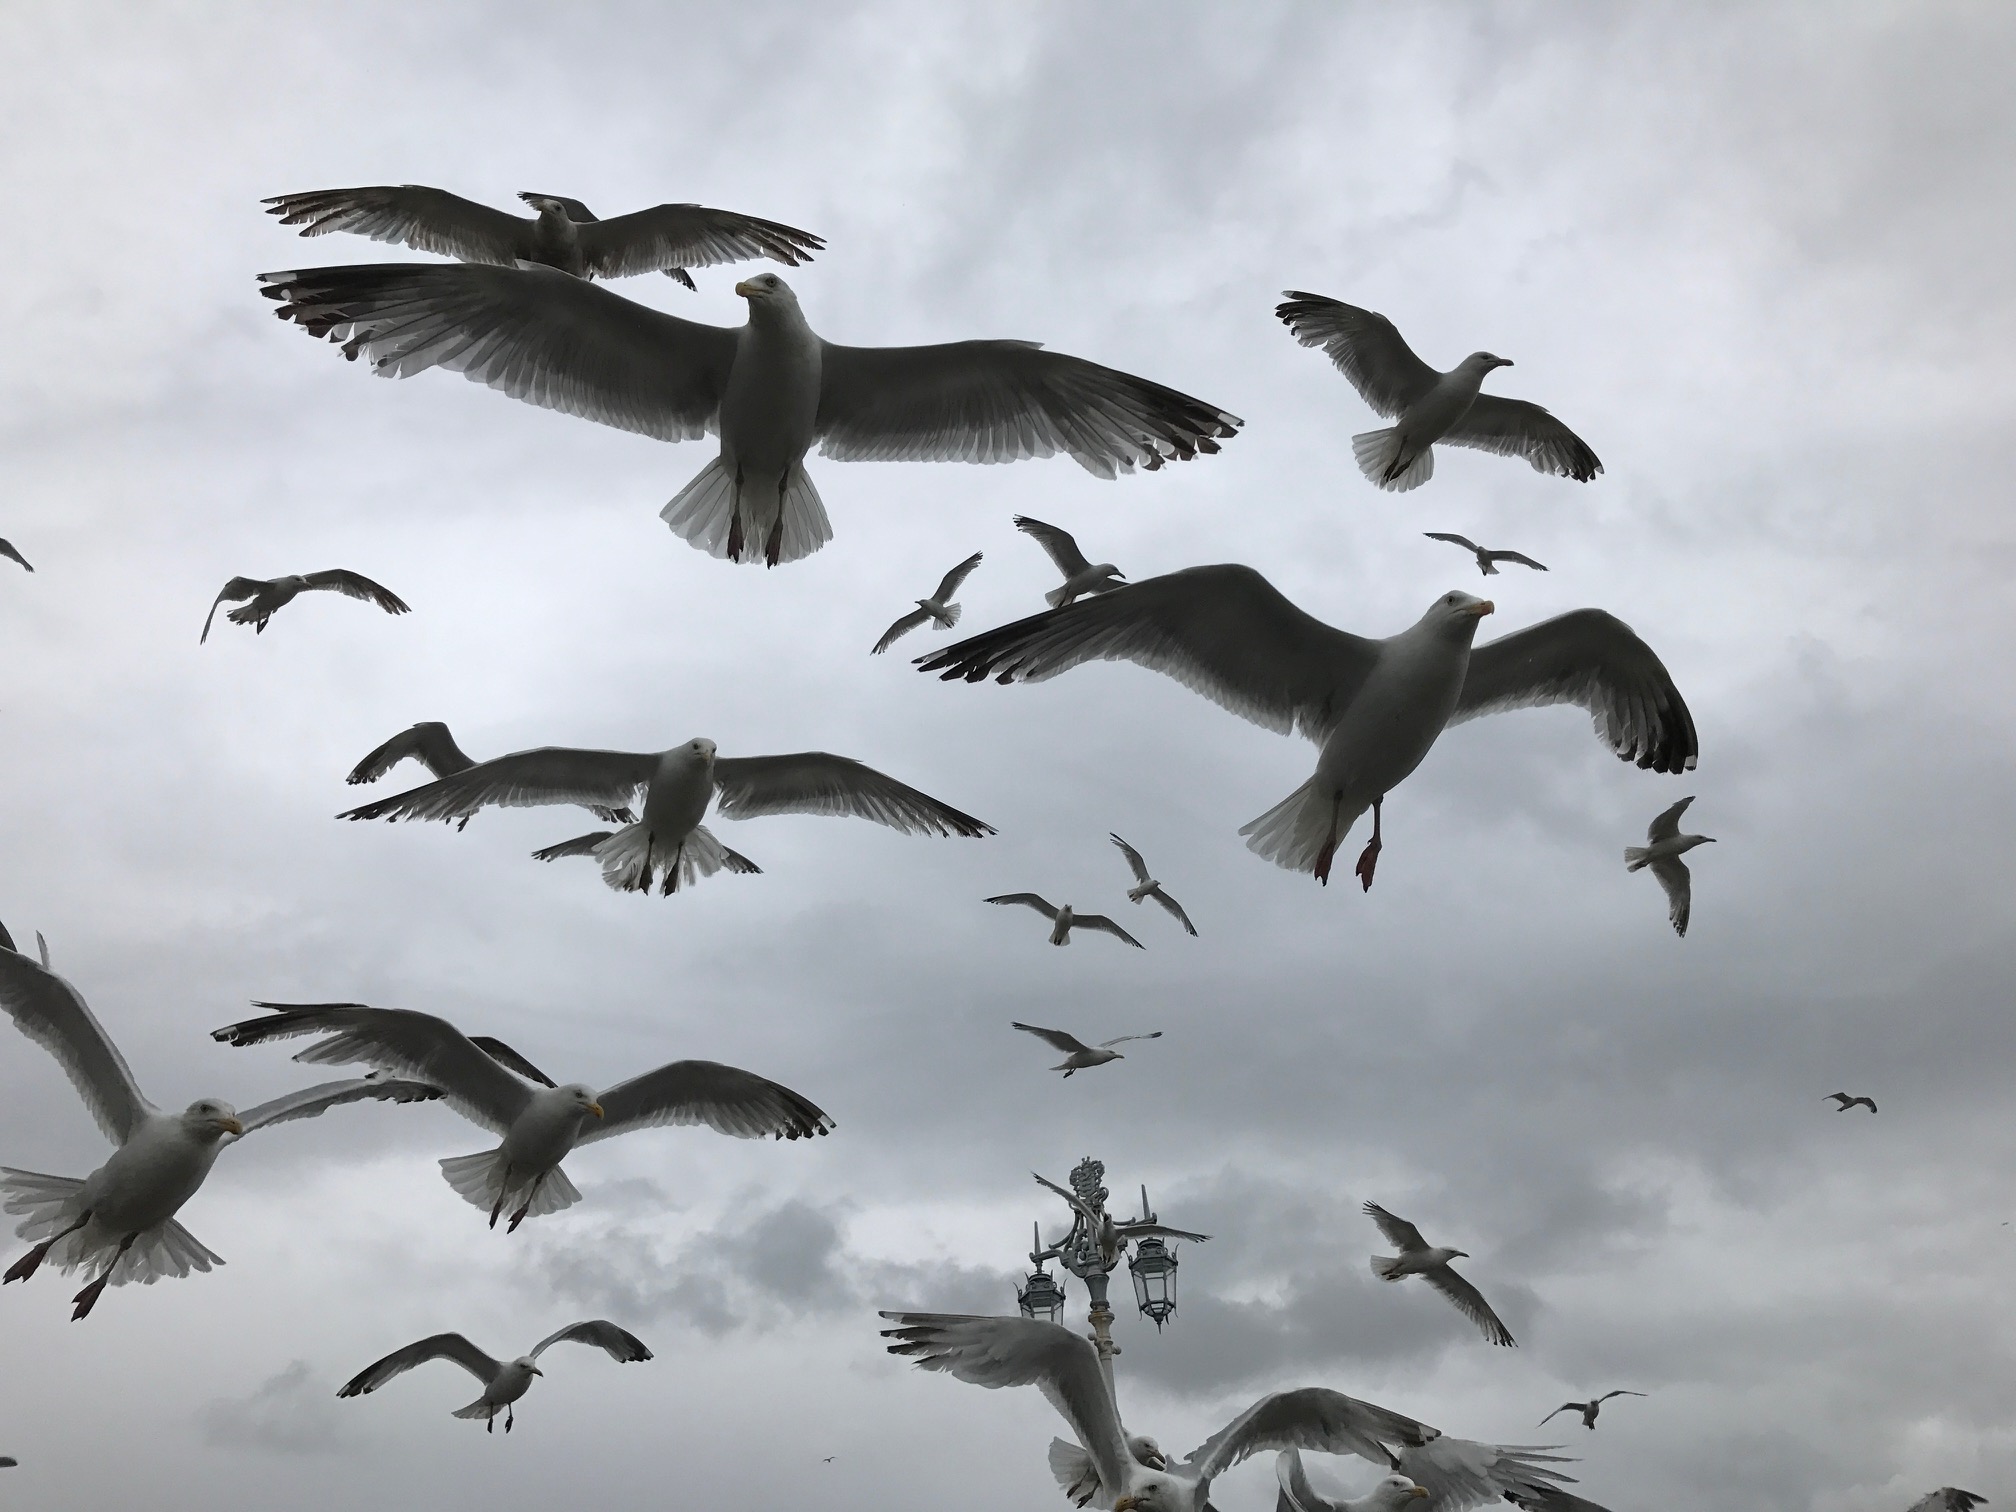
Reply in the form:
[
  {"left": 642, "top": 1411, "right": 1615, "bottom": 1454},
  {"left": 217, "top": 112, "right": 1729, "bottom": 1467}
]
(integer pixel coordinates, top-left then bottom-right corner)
[
  {"left": 1371, "top": 1254, "right": 1404, "bottom": 1280},
  {"left": 1239, "top": 779, "right": 1364, "bottom": 875},
  {"left": 1624, "top": 845, "right": 1651, "bottom": 870},
  {"left": 1352, "top": 428, "right": 1434, "bottom": 492},
  {"left": 1, "top": 1168, "right": 223, "bottom": 1284},
  {"left": 659, "top": 457, "right": 832, "bottom": 566},
  {"left": 593, "top": 822, "right": 759, "bottom": 895},
  {"left": 453, "top": 1398, "right": 498, "bottom": 1420},
  {"left": 1044, "top": 584, "right": 1071, "bottom": 609},
  {"left": 940, "top": 601, "right": 963, "bottom": 628},
  {"left": 437, "top": 1150, "right": 581, "bottom": 1219}
]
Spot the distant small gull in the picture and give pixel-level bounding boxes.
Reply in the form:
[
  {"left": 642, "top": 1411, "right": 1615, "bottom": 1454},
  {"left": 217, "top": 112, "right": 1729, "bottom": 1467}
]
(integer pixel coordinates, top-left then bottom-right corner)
[
  {"left": 337, "top": 1320, "right": 651, "bottom": 1432},
  {"left": 212, "top": 1000, "right": 831, "bottom": 1231},
  {"left": 1109, "top": 835, "right": 1197, "bottom": 936},
  {"left": 1538, "top": 1391, "right": 1643, "bottom": 1430},
  {"left": 265, "top": 185, "right": 822, "bottom": 289},
  {"left": 1827, "top": 1093, "right": 1877, "bottom": 1114},
  {"left": 200, "top": 571, "right": 409, "bottom": 643},
  {"left": 0, "top": 946, "right": 436, "bottom": 1319},
  {"left": 1016, "top": 516, "right": 1126, "bottom": 607},
  {"left": 1278, "top": 293, "right": 1600, "bottom": 491},
  {"left": 874, "top": 552, "right": 984, "bottom": 654},
  {"left": 1906, "top": 1491, "right": 1986, "bottom": 1512},
  {"left": 922, "top": 567, "right": 1694, "bottom": 889},
  {"left": 1625, "top": 796, "right": 1714, "bottom": 937},
  {"left": 0, "top": 539, "right": 30, "bottom": 572},
  {"left": 1423, "top": 533, "right": 1547, "bottom": 577},
  {"left": 339, "top": 736, "right": 991, "bottom": 894},
  {"left": 1012, "top": 1022, "right": 1162, "bottom": 1076},
  {"left": 1364, "top": 1201, "right": 1514, "bottom": 1347},
  {"left": 988, "top": 895, "right": 1143, "bottom": 949}
]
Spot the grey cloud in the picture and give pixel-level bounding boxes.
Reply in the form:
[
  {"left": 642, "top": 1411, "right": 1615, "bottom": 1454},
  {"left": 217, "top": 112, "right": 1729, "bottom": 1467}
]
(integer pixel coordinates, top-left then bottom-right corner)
[{"left": 195, "top": 1361, "right": 349, "bottom": 1456}]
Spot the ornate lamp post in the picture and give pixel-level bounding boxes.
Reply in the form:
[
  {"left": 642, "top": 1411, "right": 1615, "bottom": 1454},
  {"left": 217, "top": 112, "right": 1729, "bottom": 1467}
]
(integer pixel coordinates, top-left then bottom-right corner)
[{"left": 1019, "top": 1156, "right": 1208, "bottom": 1397}]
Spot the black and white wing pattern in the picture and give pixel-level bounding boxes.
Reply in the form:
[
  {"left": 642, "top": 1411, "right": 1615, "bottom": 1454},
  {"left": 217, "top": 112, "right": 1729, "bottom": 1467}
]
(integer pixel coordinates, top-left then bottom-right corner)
[
  {"left": 346, "top": 721, "right": 477, "bottom": 785},
  {"left": 1397, "top": 1439, "right": 1582, "bottom": 1510},
  {"left": 301, "top": 570, "right": 411, "bottom": 617},
  {"left": 339, "top": 747, "right": 659, "bottom": 826},
  {"left": 872, "top": 608, "right": 935, "bottom": 655},
  {"left": 1646, "top": 795, "right": 1695, "bottom": 843},
  {"left": 264, "top": 185, "right": 534, "bottom": 265},
  {"left": 711, "top": 752, "right": 993, "bottom": 837},
  {"left": 338, "top": 1333, "right": 502, "bottom": 1396},
  {"left": 1362, "top": 1201, "right": 1430, "bottom": 1254},
  {"left": 988, "top": 894, "right": 1062, "bottom": 921},
  {"left": 200, "top": 577, "right": 268, "bottom": 643},
  {"left": 233, "top": 1074, "right": 443, "bottom": 1135},
  {"left": 1904, "top": 1492, "right": 1988, "bottom": 1512},
  {"left": 1650, "top": 855, "right": 1694, "bottom": 938},
  {"left": 1015, "top": 516, "right": 1097, "bottom": 577},
  {"left": 576, "top": 1060, "right": 834, "bottom": 1145},
  {"left": 1012, "top": 1022, "right": 1094, "bottom": 1055},
  {"left": 1275, "top": 294, "right": 1442, "bottom": 417},
  {"left": 574, "top": 203, "right": 825, "bottom": 281},
  {"left": 527, "top": 1319, "right": 653, "bottom": 1363},
  {"left": 1183, "top": 1386, "right": 1438, "bottom": 1485},
  {"left": 0, "top": 949, "right": 153, "bottom": 1144},
  {"left": 1444, "top": 395, "right": 1602, "bottom": 483},
  {"left": 930, "top": 551, "right": 985, "bottom": 604},
  {"left": 1419, "top": 1265, "right": 1517, "bottom": 1348},
  {"left": 1073, "top": 914, "right": 1144, "bottom": 949},
  {"left": 0, "top": 538, "right": 31, "bottom": 572}
]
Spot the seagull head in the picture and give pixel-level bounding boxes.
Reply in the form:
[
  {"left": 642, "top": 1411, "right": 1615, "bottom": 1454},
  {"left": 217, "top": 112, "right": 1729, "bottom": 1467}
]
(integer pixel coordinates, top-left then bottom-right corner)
[
  {"left": 1462, "top": 351, "right": 1515, "bottom": 373},
  {"left": 521, "top": 195, "right": 566, "bottom": 217},
  {"left": 684, "top": 737, "right": 718, "bottom": 762},
  {"left": 1366, "top": 1477, "right": 1430, "bottom": 1507},
  {"left": 183, "top": 1098, "right": 244, "bottom": 1139},
  {"left": 1126, "top": 1435, "right": 1167, "bottom": 1470},
  {"left": 1112, "top": 1470, "right": 1193, "bottom": 1512},
  {"left": 1423, "top": 591, "right": 1494, "bottom": 640},
  {"left": 734, "top": 271, "right": 798, "bottom": 307},
  {"left": 511, "top": 1355, "right": 544, "bottom": 1377},
  {"left": 561, "top": 1083, "right": 605, "bottom": 1120}
]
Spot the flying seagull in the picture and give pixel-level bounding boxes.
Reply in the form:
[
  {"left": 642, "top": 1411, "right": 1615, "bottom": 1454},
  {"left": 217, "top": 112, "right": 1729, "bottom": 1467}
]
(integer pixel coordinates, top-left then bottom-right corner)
[
  {"left": 1423, "top": 533, "right": 1548, "bottom": 577},
  {"left": 873, "top": 552, "right": 984, "bottom": 654},
  {"left": 1109, "top": 835, "right": 1197, "bottom": 936},
  {"left": 265, "top": 186, "right": 822, "bottom": 290},
  {"left": 1275, "top": 1451, "right": 1427, "bottom": 1512},
  {"left": 0, "top": 539, "right": 30, "bottom": 572},
  {"left": 1277, "top": 293, "right": 1600, "bottom": 492},
  {"left": 1538, "top": 1391, "right": 1644, "bottom": 1430},
  {"left": 1364, "top": 1201, "right": 1515, "bottom": 1347},
  {"left": 988, "top": 895, "right": 1144, "bottom": 949},
  {"left": 339, "top": 736, "right": 991, "bottom": 894},
  {"left": 880, "top": 1312, "right": 1583, "bottom": 1512},
  {"left": 1827, "top": 1093, "right": 1878, "bottom": 1113},
  {"left": 200, "top": 571, "right": 409, "bottom": 643},
  {"left": 338, "top": 1319, "right": 651, "bottom": 1432},
  {"left": 344, "top": 721, "right": 634, "bottom": 830},
  {"left": 1015, "top": 516, "right": 1126, "bottom": 607},
  {"left": 920, "top": 566, "right": 1695, "bottom": 889},
  {"left": 1625, "top": 796, "right": 1714, "bottom": 937},
  {"left": 1277, "top": 1446, "right": 1607, "bottom": 1512},
  {"left": 0, "top": 947, "right": 437, "bottom": 1319},
  {"left": 1032, "top": 1175, "right": 1209, "bottom": 1273},
  {"left": 259, "top": 266, "right": 1240, "bottom": 567},
  {"left": 1012, "top": 1023, "right": 1162, "bottom": 1076},
  {"left": 212, "top": 1000, "right": 832, "bottom": 1232},
  {"left": 1905, "top": 1492, "right": 1987, "bottom": 1512}
]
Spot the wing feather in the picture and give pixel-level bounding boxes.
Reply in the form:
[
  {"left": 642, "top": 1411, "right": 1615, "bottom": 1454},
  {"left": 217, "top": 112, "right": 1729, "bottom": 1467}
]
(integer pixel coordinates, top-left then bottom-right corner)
[
  {"left": 577, "top": 1059, "right": 833, "bottom": 1144},
  {"left": 711, "top": 752, "right": 993, "bottom": 837},
  {"left": 338, "top": 747, "right": 657, "bottom": 825},
  {"left": 1421, "top": 1266, "right": 1517, "bottom": 1347},
  {"left": 1015, "top": 515, "right": 1095, "bottom": 577},
  {"left": 1013, "top": 1022, "right": 1092, "bottom": 1054},
  {"left": 1361, "top": 1201, "right": 1428, "bottom": 1253},
  {"left": 338, "top": 1333, "right": 500, "bottom": 1395},
  {"left": 346, "top": 722, "right": 476, "bottom": 785},
  {"left": 528, "top": 1319, "right": 654, "bottom": 1362},
  {"left": 234, "top": 1074, "right": 443, "bottom": 1135},
  {"left": 302, "top": 569, "right": 411, "bottom": 615},
  {"left": 1275, "top": 294, "right": 1440, "bottom": 417},
  {"left": 0, "top": 949, "right": 153, "bottom": 1143},
  {"left": 1444, "top": 395, "right": 1601, "bottom": 482},
  {"left": 931, "top": 551, "right": 985, "bottom": 603},
  {"left": 872, "top": 608, "right": 933, "bottom": 655},
  {"left": 263, "top": 186, "right": 532, "bottom": 265},
  {"left": 1184, "top": 1386, "right": 1438, "bottom": 1482},
  {"left": 578, "top": 204, "right": 824, "bottom": 280}
]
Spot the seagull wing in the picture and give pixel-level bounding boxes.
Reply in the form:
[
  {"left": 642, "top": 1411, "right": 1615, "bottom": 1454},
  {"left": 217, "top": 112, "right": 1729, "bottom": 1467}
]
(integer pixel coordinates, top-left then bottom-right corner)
[
  {"left": 339, "top": 747, "right": 658, "bottom": 825},
  {"left": 346, "top": 721, "right": 477, "bottom": 784},
  {"left": 1014, "top": 1022, "right": 1093, "bottom": 1054},
  {"left": 1116, "top": 1221, "right": 1210, "bottom": 1243},
  {"left": 302, "top": 570, "right": 411, "bottom": 616},
  {"left": 1503, "top": 1489, "right": 1620, "bottom": 1512},
  {"left": 1096, "top": 1031, "right": 1162, "bottom": 1049},
  {"left": 1648, "top": 855, "right": 1693, "bottom": 938},
  {"left": 1108, "top": 834, "right": 1153, "bottom": 886},
  {"left": 338, "top": 1333, "right": 501, "bottom": 1396},
  {"left": 201, "top": 577, "right": 267, "bottom": 643},
  {"left": 1537, "top": 1404, "right": 1581, "bottom": 1426},
  {"left": 1905, "top": 1492, "right": 1989, "bottom": 1512},
  {"left": 1422, "top": 1264, "right": 1517, "bottom": 1346},
  {"left": 529, "top": 831, "right": 614, "bottom": 862},
  {"left": 1361, "top": 1201, "right": 1429, "bottom": 1253},
  {"left": 577, "top": 1059, "right": 833, "bottom": 1145},
  {"left": 1443, "top": 395, "right": 1602, "bottom": 483},
  {"left": 1015, "top": 516, "right": 1096, "bottom": 577},
  {"left": 1423, "top": 532, "right": 1482, "bottom": 553},
  {"left": 234, "top": 1074, "right": 443, "bottom": 1136},
  {"left": 879, "top": 1313, "right": 1135, "bottom": 1503},
  {"left": 1273, "top": 1450, "right": 1343, "bottom": 1512},
  {"left": 815, "top": 341, "right": 1240, "bottom": 477},
  {"left": 1395, "top": 1439, "right": 1577, "bottom": 1511},
  {"left": 1646, "top": 795, "right": 1695, "bottom": 843},
  {"left": 468, "top": 1036, "right": 558, "bottom": 1088},
  {"left": 263, "top": 186, "right": 533, "bottom": 264},
  {"left": 1275, "top": 294, "right": 1441, "bottom": 417},
  {"left": 1184, "top": 1386, "right": 1438, "bottom": 1483},
  {"left": 918, "top": 565, "right": 1381, "bottom": 744},
  {"left": 516, "top": 192, "right": 598, "bottom": 222},
  {"left": 0, "top": 538, "right": 31, "bottom": 571},
  {"left": 1031, "top": 1171, "right": 1101, "bottom": 1226},
  {"left": 1486, "top": 550, "right": 1549, "bottom": 572},
  {"left": 872, "top": 608, "right": 933, "bottom": 655},
  {"left": 931, "top": 551, "right": 985, "bottom": 603},
  {"left": 1592, "top": 1391, "right": 1645, "bottom": 1404},
  {"left": 577, "top": 204, "right": 824, "bottom": 280},
  {"left": 1152, "top": 888, "right": 1198, "bottom": 936},
  {"left": 212, "top": 1002, "right": 535, "bottom": 1134},
  {"left": 1452, "top": 610, "right": 1698, "bottom": 773},
  {"left": 989, "top": 894, "right": 1061, "bottom": 920},
  {"left": 1075, "top": 915, "right": 1145, "bottom": 949},
  {"left": 259, "top": 262, "right": 738, "bottom": 443},
  {"left": 0, "top": 948, "right": 153, "bottom": 1143},
  {"left": 528, "top": 1319, "right": 654, "bottom": 1363},
  {"left": 711, "top": 752, "right": 993, "bottom": 837}
]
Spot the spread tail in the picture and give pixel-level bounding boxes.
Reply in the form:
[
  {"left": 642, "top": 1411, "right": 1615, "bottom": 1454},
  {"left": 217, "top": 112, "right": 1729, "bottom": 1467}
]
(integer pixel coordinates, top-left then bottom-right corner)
[
  {"left": 453, "top": 1398, "right": 498, "bottom": 1421},
  {"left": 2, "top": 1168, "right": 223, "bottom": 1284},
  {"left": 660, "top": 457, "right": 831, "bottom": 567},
  {"left": 438, "top": 1150, "right": 581, "bottom": 1220},
  {"left": 1624, "top": 845, "right": 1652, "bottom": 870},
  {"left": 1044, "top": 584, "right": 1072, "bottom": 609},
  {"left": 1352, "top": 428, "right": 1433, "bottom": 492},
  {"left": 1371, "top": 1254, "right": 1405, "bottom": 1280},
  {"left": 594, "top": 822, "right": 761, "bottom": 896},
  {"left": 1239, "top": 778, "right": 1365, "bottom": 878}
]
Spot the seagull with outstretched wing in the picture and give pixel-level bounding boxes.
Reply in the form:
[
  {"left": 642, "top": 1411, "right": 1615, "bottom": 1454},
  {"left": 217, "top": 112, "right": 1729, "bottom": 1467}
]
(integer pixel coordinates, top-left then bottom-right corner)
[
  {"left": 1423, "top": 533, "right": 1548, "bottom": 577},
  {"left": 1012, "top": 1022, "right": 1162, "bottom": 1076},
  {"left": 200, "top": 570, "right": 409, "bottom": 643},
  {"left": 344, "top": 721, "right": 635, "bottom": 835},
  {"left": 1364, "top": 1201, "right": 1515, "bottom": 1347},
  {"left": 1827, "top": 1092, "right": 1878, "bottom": 1113},
  {"left": 212, "top": 999, "right": 832, "bottom": 1232},
  {"left": 1015, "top": 516, "right": 1126, "bottom": 607},
  {"left": 988, "top": 895, "right": 1143, "bottom": 949},
  {"left": 338, "top": 1319, "right": 651, "bottom": 1432},
  {"left": 1109, "top": 835, "right": 1197, "bottom": 936},
  {"left": 873, "top": 552, "right": 984, "bottom": 654},
  {"left": 1625, "top": 796, "right": 1714, "bottom": 937},
  {"left": 1537, "top": 1391, "right": 1644, "bottom": 1430},
  {"left": 1278, "top": 1444, "right": 1606, "bottom": 1512}
]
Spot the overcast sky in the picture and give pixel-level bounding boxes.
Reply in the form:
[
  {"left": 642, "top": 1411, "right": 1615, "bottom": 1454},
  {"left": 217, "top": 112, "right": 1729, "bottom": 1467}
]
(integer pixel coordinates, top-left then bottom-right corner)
[{"left": 2, "top": 3, "right": 2014, "bottom": 1509}]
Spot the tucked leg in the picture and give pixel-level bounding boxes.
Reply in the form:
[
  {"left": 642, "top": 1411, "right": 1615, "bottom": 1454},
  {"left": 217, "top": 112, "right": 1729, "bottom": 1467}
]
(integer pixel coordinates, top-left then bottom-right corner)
[
  {"left": 488, "top": 1165, "right": 515, "bottom": 1230},
  {"left": 70, "top": 1232, "right": 138, "bottom": 1320},
  {"left": 1354, "top": 797, "right": 1384, "bottom": 891},
  {"left": 507, "top": 1172, "right": 548, "bottom": 1233},
  {"left": 5, "top": 1212, "right": 90, "bottom": 1284},
  {"left": 1312, "top": 793, "right": 1345, "bottom": 885}
]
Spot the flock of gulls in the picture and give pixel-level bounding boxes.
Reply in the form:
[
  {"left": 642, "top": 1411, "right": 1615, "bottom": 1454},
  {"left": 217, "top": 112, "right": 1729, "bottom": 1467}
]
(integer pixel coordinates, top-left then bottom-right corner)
[{"left": 0, "top": 174, "right": 1971, "bottom": 1512}]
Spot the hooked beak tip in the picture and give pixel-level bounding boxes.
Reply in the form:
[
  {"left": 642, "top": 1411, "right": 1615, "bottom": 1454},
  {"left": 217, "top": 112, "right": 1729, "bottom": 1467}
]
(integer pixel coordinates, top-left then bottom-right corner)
[
  {"left": 733, "top": 280, "right": 756, "bottom": 298},
  {"left": 219, "top": 1117, "right": 245, "bottom": 1136},
  {"left": 587, "top": 1103, "right": 605, "bottom": 1118}
]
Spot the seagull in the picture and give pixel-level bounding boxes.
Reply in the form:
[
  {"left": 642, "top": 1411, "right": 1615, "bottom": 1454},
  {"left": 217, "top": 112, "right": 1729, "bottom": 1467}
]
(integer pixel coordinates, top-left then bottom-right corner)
[
  {"left": 987, "top": 895, "right": 1144, "bottom": 949},
  {"left": 344, "top": 721, "right": 635, "bottom": 830},
  {"left": 0, "top": 539, "right": 30, "bottom": 572},
  {"left": 0, "top": 947, "right": 438, "bottom": 1319},
  {"left": 1277, "top": 293, "right": 1600, "bottom": 492},
  {"left": 1015, "top": 516, "right": 1126, "bottom": 607},
  {"left": 880, "top": 1312, "right": 1584, "bottom": 1512},
  {"left": 920, "top": 566, "right": 1695, "bottom": 889},
  {"left": 1363, "top": 1201, "right": 1515, "bottom": 1347},
  {"left": 1538, "top": 1391, "right": 1644, "bottom": 1430},
  {"left": 1109, "top": 835, "right": 1197, "bottom": 936},
  {"left": 1278, "top": 1447, "right": 1606, "bottom": 1512},
  {"left": 265, "top": 186, "right": 823, "bottom": 290},
  {"left": 212, "top": 1000, "right": 832, "bottom": 1231},
  {"left": 337, "top": 1319, "right": 651, "bottom": 1432},
  {"left": 338, "top": 736, "right": 992, "bottom": 895},
  {"left": 200, "top": 571, "right": 409, "bottom": 643},
  {"left": 873, "top": 552, "right": 984, "bottom": 654},
  {"left": 1422, "top": 533, "right": 1548, "bottom": 577},
  {"left": 1275, "top": 1452, "right": 1427, "bottom": 1512},
  {"left": 1827, "top": 1093, "right": 1878, "bottom": 1113},
  {"left": 1625, "top": 796, "right": 1714, "bottom": 937},
  {"left": 259, "top": 266, "right": 1239, "bottom": 568},
  {"left": 1012, "top": 1023, "right": 1162, "bottom": 1076},
  {"left": 1906, "top": 1491, "right": 1987, "bottom": 1512}
]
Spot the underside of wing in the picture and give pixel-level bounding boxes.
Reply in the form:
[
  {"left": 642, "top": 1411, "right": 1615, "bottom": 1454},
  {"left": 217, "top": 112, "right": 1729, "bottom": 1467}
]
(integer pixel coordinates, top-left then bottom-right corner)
[
  {"left": 1275, "top": 293, "right": 1440, "bottom": 417},
  {"left": 712, "top": 752, "right": 993, "bottom": 837}
]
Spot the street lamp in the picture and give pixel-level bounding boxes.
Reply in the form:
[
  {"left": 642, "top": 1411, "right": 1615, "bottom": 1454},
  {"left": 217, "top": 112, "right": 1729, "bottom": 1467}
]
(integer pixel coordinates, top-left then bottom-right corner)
[
  {"left": 1017, "top": 1223, "right": 1068, "bottom": 1322},
  {"left": 1128, "top": 1235, "right": 1178, "bottom": 1328}
]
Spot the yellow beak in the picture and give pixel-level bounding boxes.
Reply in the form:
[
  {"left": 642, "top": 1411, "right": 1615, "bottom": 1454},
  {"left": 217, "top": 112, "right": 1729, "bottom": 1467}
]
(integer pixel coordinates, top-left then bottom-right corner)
[
  {"left": 219, "top": 1117, "right": 245, "bottom": 1136},
  {"left": 733, "top": 281, "right": 757, "bottom": 297},
  {"left": 1466, "top": 599, "right": 1496, "bottom": 617},
  {"left": 1411, "top": 1489, "right": 1429, "bottom": 1500},
  {"left": 586, "top": 1103, "right": 605, "bottom": 1118},
  {"left": 1113, "top": 1498, "right": 1137, "bottom": 1512}
]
